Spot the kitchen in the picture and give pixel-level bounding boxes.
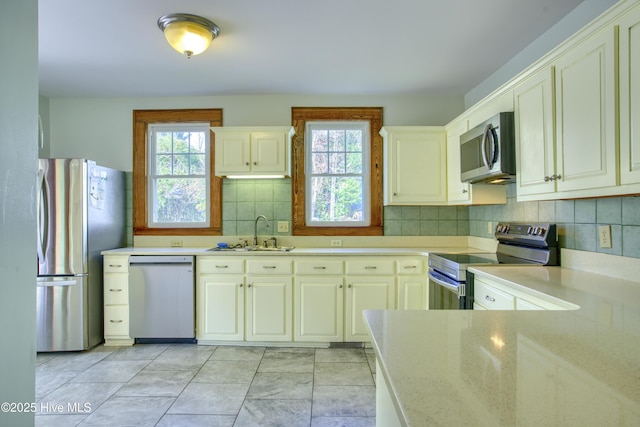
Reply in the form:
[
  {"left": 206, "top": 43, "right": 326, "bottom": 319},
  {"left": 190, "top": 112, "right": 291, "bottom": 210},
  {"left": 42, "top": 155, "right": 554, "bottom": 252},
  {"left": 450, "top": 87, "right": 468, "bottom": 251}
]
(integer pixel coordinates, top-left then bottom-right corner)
[{"left": 3, "top": 0, "right": 640, "bottom": 426}]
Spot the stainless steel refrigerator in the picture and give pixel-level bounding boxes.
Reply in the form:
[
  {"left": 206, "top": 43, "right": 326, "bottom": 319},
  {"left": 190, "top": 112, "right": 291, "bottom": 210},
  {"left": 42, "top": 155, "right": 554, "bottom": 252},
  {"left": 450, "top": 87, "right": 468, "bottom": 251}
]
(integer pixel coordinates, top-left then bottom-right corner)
[{"left": 37, "top": 158, "right": 125, "bottom": 351}]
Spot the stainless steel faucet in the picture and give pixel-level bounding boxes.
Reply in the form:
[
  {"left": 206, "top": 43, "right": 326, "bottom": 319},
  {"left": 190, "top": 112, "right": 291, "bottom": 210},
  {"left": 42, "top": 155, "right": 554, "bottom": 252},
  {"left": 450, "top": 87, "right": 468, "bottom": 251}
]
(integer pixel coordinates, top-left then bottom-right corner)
[{"left": 254, "top": 215, "right": 269, "bottom": 246}]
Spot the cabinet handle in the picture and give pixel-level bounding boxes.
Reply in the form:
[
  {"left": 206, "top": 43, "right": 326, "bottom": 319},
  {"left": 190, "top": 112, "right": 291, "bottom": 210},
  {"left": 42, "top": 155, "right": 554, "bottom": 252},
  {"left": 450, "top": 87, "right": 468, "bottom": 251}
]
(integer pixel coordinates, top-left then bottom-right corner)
[
  {"left": 314, "top": 266, "right": 326, "bottom": 270},
  {"left": 393, "top": 192, "right": 397, "bottom": 196},
  {"left": 109, "top": 264, "right": 122, "bottom": 268},
  {"left": 364, "top": 266, "right": 377, "bottom": 270},
  {"left": 544, "top": 176, "right": 550, "bottom": 182},
  {"left": 253, "top": 161, "right": 257, "bottom": 165},
  {"left": 215, "top": 265, "right": 229, "bottom": 269},
  {"left": 239, "top": 283, "right": 243, "bottom": 287},
  {"left": 403, "top": 266, "right": 417, "bottom": 270},
  {"left": 462, "top": 189, "right": 468, "bottom": 193},
  {"left": 339, "top": 284, "right": 343, "bottom": 288},
  {"left": 110, "top": 319, "right": 123, "bottom": 323},
  {"left": 247, "top": 284, "right": 252, "bottom": 288},
  {"left": 552, "top": 174, "right": 561, "bottom": 180},
  {"left": 348, "top": 284, "right": 352, "bottom": 288},
  {"left": 485, "top": 295, "right": 496, "bottom": 302},
  {"left": 262, "top": 265, "right": 277, "bottom": 269},
  {"left": 109, "top": 288, "right": 123, "bottom": 292},
  {"left": 245, "top": 162, "right": 250, "bottom": 166}
]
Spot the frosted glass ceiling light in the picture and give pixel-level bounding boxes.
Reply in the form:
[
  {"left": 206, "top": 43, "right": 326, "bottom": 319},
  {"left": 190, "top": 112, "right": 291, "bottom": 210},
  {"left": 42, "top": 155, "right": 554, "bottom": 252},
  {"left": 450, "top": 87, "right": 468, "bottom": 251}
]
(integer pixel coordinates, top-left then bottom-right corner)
[{"left": 157, "top": 13, "right": 220, "bottom": 59}]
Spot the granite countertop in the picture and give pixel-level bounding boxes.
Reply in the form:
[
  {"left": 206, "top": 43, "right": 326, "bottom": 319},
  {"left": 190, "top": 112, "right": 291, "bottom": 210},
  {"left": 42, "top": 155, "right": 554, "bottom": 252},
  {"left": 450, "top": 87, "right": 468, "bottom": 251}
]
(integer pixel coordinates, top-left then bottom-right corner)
[
  {"left": 365, "top": 265, "right": 640, "bottom": 426},
  {"left": 102, "top": 246, "right": 481, "bottom": 257}
]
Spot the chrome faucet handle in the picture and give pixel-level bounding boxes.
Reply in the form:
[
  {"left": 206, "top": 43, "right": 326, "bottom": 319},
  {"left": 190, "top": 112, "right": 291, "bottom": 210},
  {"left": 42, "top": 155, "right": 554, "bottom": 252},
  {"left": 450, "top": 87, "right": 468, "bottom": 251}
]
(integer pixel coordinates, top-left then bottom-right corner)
[{"left": 266, "top": 237, "right": 277, "bottom": 248}]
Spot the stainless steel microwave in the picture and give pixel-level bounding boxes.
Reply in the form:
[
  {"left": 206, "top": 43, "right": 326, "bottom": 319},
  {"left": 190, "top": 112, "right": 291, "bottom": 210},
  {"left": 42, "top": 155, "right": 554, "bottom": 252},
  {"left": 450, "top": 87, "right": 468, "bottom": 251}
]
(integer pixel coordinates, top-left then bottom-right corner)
[{"left": 460, "top": 112, "right": 515, "bottom": 184}]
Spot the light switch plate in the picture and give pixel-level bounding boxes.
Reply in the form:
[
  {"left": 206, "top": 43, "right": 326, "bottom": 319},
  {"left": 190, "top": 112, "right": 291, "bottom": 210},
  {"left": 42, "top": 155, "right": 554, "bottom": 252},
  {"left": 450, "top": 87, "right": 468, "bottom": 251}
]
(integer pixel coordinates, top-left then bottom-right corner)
[
  {"left": 277, "top": 221, "right": 289, "bottom": 232},
  {"left": 598, "top": 225, "right": 612, "bottom": 249}
]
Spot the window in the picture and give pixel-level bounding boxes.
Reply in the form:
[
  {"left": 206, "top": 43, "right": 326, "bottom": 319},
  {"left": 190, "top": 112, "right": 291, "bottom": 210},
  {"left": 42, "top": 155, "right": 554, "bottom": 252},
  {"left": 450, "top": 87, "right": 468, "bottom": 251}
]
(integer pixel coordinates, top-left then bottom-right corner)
[
  {"left": 291, "top": 107, "right": 383, "bottom": 236},
  {"left": 305, "top": 122, "right": 370, "bottom": 226},
  {"left": 133, "top": 109, "right": 223, "bottom": 236},
  {"left": 148, "top": 124, "right": 209, "bottom": 228}
]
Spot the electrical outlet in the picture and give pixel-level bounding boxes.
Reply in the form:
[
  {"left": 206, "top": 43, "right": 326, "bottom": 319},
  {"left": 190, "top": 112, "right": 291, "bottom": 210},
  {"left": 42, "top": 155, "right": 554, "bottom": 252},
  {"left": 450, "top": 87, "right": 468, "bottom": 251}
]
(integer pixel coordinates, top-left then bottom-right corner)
[
  {"left": 598, "top": 225, "right": 612, "bottom": 248},
  {"left": 170, "top": 239, "right": 183, "bottom": 247},
  {"left": 330, "top": 239, "right": 343, "bottom": 247},
  {"left": 277, "top": 221, "right": 289, "bottom": 232}
]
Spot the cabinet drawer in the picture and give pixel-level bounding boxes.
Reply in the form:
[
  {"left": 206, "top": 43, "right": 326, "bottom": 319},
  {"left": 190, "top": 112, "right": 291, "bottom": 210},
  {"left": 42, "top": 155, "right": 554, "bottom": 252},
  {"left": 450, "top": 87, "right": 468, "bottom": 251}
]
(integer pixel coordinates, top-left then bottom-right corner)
[
  {"left": 104, "top": 305, "right": 129, "bottom": 336},
  {"left": 345, "top": 259, "right": 395, "bottom": 275},
  {"left": 198, "top": 257, "right": 244, "bottom": 274},
  {"left": 104, "top": 274, "right": 128, "bottom": 305},
  {"left": 295, "top": 259, "right": 344, "bottom": 275},
  {"left": 474, "top": 279, "right": 514, "bottom": 310},
  {"left": 104, "top": 256, "right": 129, "bottom": 273},
  {"left": 247, "top": 259, "right": 292, "bottom": 275},
  {"left": 397, "top": 259, "right": 424, "bottom": 275}
]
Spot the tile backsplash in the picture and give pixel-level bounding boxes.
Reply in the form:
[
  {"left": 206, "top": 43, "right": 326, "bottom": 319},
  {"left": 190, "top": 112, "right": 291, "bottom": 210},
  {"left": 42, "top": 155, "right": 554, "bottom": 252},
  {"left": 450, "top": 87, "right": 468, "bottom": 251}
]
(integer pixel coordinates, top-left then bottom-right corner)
[{"left": 126, "top": 175, "right": 640, "bottom": 259}]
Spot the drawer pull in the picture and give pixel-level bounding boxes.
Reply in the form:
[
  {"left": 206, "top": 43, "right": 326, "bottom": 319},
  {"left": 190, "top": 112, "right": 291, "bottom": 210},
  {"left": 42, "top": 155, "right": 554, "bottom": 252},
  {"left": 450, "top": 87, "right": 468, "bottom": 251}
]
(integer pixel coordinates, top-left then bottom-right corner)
[
  {"left": 262, "top": 265, "right": 277, "bottom": 269},
  {"left": 215, "top": 265, "right": 229, "bottom": 269},
  {"left": 109, "top": 288, "right": 123, "bottom": 292},
  {"left": 403, "top": 265, "right": 417, "bottom": 269},
  {"left": 364, "top": 266, "right": 377, "bottom": 270},
  {"left": 109, "top": 319, "right": 123, "bottom": 323},
  {"left": 485, "top": 295, "right": 496, "bottom": 302},
  {"left": 314, "top": 266, "right": 327, "bottom": 270},
  {"left": 109, "top": 264, "right": 122, "bottom": 268}
]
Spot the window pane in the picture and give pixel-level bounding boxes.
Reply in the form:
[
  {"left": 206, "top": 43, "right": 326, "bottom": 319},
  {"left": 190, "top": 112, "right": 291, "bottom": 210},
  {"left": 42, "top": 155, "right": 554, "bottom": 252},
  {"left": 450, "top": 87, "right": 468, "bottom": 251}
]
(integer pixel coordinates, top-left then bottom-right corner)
[
  {"left": 190, "top": 154, "right": 205, "bottom": 175},
  {"left": 312, "top": 130, "right": 328, "bottom": 151},
  {"left": 173, "top": 132, "right": 189, "bottom": 153},
  {"left": 310, "top": 176, "right": 363, "bottom": 222},
  {"left": 156, "top": 132, "right": 172, "bottom": 153},
  {"left": 190, "top": 132, "right": 206, "bottom": 153},
  {"left": 153, "top": 177, "right": 206, "bottom": 223},
  {"left": 346, "top": 130, "right": 362, "bottom": 151},
  {"left": 329, "top": 130, "right": 345, "bottom": 151},
  {"left": 329, "top": 153, "right": 345, "bottom": 174},
  {"left": 312, "top": 153, "right": 328, "bottom": 174},
  {"left": 346, "top": 152, "right": 362, "bottom": 174},
  {"left": 173, "top": 154, "right": 189, "bottom": 175},
  {"left": 156, "top": 154, "right": 172, "bottom": 175}
]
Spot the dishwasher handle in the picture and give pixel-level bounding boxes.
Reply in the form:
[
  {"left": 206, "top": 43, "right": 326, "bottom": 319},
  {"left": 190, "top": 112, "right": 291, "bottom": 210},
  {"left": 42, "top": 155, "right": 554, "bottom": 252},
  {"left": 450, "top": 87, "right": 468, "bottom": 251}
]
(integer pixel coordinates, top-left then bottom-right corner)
[{"left": 129, "top": 255, "right": 194, "bottom": 265}]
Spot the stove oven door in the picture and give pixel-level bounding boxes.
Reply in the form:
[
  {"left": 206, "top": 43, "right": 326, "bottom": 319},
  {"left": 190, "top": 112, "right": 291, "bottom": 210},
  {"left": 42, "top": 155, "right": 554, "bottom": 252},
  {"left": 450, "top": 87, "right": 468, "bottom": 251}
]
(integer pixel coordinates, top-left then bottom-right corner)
[{"left": 428, "top": 269, "right": 468, "bottom": 309}]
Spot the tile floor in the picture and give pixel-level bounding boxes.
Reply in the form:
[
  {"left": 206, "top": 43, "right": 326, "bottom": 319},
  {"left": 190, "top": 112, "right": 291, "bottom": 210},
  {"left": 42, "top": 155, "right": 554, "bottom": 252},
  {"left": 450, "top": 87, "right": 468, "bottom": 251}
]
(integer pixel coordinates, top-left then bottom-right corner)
[{"left": 35, "top": 344, "right": 377, "bottom": 426}]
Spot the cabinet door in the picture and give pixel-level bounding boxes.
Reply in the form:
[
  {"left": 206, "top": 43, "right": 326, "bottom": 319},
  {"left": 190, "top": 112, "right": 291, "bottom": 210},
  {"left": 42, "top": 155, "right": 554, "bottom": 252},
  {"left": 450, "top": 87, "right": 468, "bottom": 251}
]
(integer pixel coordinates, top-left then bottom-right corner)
[
  {"left": 345, "top": 276, "right": 395, "bottom": 341},
  {"left": 251, "top": 131, "right": 287, "bottom": 174},
  {"left": 214, "top": 131, "right": 251, "bottom": 174},
  {"left": 514, "top": 66, "right": 557, "bottom": 198},
  {"left": 446, "top": 119, "right": 472, "bottom": 203},
  {"left": 246, "top": 276, "right": 292, "bottom": 341},
  {"left": 397, "top": 276, "right": 426, "bottom": 310},
  {"left": 554, "top": 28, "right": 617, "bottom": 193},
  {"left": 294, "top": 277, "right": 344, "bottom": 342},
  {"left": 197, "top": 274, "right": 244, "bottom": 341},
  {"left": 382, "top": 127, "right": 447, "bottom": 205},
  {"left": 620, "top": 7, "right": 640, "bottom": 185}
]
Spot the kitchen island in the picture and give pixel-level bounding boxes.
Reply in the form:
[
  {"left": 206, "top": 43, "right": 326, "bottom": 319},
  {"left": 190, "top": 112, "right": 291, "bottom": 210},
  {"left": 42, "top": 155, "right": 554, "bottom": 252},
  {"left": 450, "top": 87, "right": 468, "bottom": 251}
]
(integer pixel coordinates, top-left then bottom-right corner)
[{"left": 365, "top": 265, "right": 640, "bottom": 426}]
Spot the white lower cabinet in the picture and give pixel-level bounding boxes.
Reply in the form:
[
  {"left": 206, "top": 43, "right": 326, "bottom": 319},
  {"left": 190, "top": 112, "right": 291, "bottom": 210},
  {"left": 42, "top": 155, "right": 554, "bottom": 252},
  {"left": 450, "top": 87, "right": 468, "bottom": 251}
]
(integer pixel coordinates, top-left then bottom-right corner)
[
  {"left": 294, "top": 276, "right": 344, "bottom": 342},
  {"left": 396, "top": 258, "right": 426, "bottom": 310},
  {"left": 197, "top": 258, "right": 245, "bottom": 341},
  {"left": 245, "top": 259, "right": 293, "bottom": 342},
  {"left": 345, "top": 278, "right": 395, "bottom": 342},
  {"left": 103, "top": 255, "right": 133, "bottom": 346}
]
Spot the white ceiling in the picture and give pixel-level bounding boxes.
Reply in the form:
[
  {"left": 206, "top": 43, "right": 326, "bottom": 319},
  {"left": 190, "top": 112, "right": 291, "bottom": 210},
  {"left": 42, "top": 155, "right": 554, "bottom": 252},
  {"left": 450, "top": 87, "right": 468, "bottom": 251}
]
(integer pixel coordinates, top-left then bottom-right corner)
[{"left": 38, "top": 0, "right": 585, "bottom": 99}]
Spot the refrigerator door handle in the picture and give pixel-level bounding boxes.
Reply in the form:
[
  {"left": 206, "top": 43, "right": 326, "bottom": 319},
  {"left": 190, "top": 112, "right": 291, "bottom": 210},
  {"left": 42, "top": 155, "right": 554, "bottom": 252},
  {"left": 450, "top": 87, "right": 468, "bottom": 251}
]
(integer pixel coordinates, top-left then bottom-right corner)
[
  {"left": 37, "top": 167, "right": 48, "bottom": 263},
  {"left": 37, "top": 278, "right": 77, "bottom": 287}
]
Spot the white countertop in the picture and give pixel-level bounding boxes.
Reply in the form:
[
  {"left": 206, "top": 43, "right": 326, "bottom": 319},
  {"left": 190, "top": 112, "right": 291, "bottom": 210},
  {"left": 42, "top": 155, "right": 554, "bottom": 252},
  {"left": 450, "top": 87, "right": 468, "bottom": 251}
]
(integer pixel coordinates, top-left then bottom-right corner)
[
  {"left": 365, "top": 265, "right": 640, "bottom": 426},
  {"left": 102, "top": 246, "right": 480, "bottom": 257}
]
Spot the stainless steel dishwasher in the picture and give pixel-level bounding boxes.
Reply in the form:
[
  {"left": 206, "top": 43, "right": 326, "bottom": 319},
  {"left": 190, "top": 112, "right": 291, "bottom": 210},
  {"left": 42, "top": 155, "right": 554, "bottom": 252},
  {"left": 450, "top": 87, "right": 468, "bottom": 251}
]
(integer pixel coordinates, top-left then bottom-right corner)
[{"left": 129, "top": 255, "right": 195, "bottom": 342}]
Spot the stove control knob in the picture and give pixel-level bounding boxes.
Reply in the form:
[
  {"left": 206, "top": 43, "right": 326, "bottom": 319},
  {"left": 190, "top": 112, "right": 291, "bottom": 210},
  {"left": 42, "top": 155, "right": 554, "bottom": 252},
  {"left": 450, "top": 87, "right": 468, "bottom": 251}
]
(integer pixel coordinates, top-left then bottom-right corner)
[
  {"left": 537, "top": 227, "right": 546, "bottom": 236},
  {"left": 532, "top": 227, "right": 539, "bottom": 235},
  {"left": 527, "top": 226, "right": 533, "bottom": 235},
  {"left": 496, "top": 224, "right": 502, "bottom": 233}
]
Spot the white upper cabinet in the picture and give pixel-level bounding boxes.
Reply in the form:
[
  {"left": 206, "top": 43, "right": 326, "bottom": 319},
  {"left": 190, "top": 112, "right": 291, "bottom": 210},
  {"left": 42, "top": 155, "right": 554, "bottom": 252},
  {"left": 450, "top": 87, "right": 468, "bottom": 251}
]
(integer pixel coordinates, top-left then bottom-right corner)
[
  {"left": 381, "top": 126, "right": 447, "bottom": 205},
  {"left": 554, "top": 27, "right": 617, "bottom": 194},
  {"left": 619, "top": 5, "right": 640, "bottom": 186},
  {"left": 514, "top": 66, "right": 557, "bottom": 198},
  {"left": 212, "top": 126, "right": 294, "bottom": 177}
]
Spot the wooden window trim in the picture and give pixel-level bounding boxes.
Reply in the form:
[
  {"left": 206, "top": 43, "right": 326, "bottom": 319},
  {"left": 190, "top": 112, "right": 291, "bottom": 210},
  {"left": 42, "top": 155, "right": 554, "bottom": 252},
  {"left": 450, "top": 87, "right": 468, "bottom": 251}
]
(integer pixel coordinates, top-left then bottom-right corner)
[
  {"left": 291, "top": 107, "right": 383, "bottom": 236},
  {"left": 133, "top": 109, "right": 223, "bottom": 236}
]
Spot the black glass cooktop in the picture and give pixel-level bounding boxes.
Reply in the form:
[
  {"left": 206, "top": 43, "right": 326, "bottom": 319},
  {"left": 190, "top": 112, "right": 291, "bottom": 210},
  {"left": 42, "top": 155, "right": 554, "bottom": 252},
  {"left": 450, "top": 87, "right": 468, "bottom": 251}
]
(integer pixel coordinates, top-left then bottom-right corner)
[{"left": 433, "top": 253, "right": 499, "bottom": 265}]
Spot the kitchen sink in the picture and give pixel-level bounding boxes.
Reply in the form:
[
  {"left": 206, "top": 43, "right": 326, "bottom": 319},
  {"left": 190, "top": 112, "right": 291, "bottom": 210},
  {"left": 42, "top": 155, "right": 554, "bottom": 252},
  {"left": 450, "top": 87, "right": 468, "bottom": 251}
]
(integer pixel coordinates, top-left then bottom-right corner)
[{"left": 206, "top": 246, "right": 295, "bottom": 252}]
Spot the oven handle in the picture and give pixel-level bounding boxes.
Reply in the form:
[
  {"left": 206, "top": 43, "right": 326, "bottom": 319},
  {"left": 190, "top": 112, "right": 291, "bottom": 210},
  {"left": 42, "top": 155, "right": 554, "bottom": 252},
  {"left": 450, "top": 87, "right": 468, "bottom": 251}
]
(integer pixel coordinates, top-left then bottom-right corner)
[{"left": 429, "top": 270, "right": 464, "bottom": 296}]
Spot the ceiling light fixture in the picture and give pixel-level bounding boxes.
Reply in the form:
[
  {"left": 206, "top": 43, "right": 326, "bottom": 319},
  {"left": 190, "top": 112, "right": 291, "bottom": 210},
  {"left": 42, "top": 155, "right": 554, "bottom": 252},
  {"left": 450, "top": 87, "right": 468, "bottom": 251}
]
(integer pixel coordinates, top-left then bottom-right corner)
[{"left": 157, "top": 13, "right": 220, "bottom": 59}]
